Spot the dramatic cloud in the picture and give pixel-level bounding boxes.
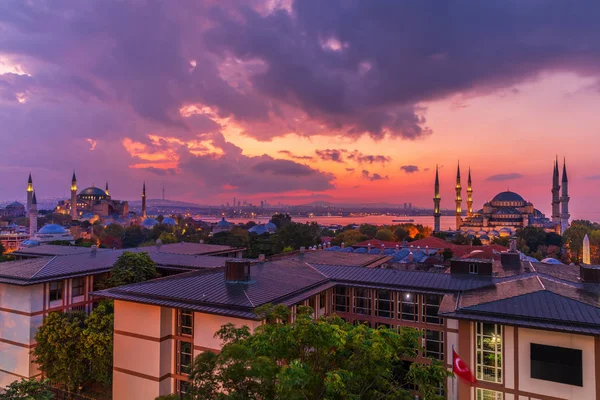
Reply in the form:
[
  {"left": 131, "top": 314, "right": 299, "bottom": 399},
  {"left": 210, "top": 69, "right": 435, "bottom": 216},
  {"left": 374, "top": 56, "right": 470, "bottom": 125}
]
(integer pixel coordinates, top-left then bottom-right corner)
[
  {"left": 315, "top": 149, "right": 346, "bottom": 163},
  {"left": 486, "top": 173, "right": 524, "bottom": 182},
  {"left": 277, "top": 150, "right": 314, "bottom": 160},
  {"left": 347, "top": 151, "right": 391, "bottom": 165},
  {"left": 361, "top": 170, "right": 388, "bottom": 181},
  {"left": 314, "top": 149, "right": 390, "bottom": 164},
  {"left": 400, "top": 165, "right": 420, "bottom": 174}
]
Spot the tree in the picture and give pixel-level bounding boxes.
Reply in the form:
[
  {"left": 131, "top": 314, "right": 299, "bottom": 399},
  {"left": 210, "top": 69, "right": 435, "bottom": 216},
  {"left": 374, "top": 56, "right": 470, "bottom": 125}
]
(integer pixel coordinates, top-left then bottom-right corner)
[
  {"left": 442, "top": 248, "right": 454, "bottom": 261},
  {"left": 331, "top": 230, "right": 368, "bottom": 246},
  {"left": 104, "top": 223, "right": 125, "bottom": 239},
  {"left": 471, "top": 237, "right": 482, "bottom": 246},
  {"left": 3, "top": 378, "right": 54, "bottom": 400},
  {"left": 452, "top": 233, "right": 469, "bottom": 245},
  {"left": 516, "top": 226, "right": 547, "bottom": 254},
  {"left": 188, "top": 305, "right": 449, "bottom": 400},
  {"left": 271, "top": 213, "right": 292, "bottom": 229},
  {"left": 0, "top": 241, "right": 6, "bottom": 255},
  {"left": 359, "top": 223, "right": 378, "bottom": 238},
  {"left": 492, "top": 236, "right": 510, "bottom": 246},
  {"left": 122, "top": 225, "right": 148, "bottom": 248},
  {"left": 82, "top": 301, "right": 114, "bottom": 387},
  {"left": 394, "top": 227, "right": 409, "bottom": 242},
  {"left": 375, "top": 228, "right": 395, "bottom": 242},
  {"left": 156, "top": 215, "right": 165, "bottom": 224},
  {"left": 33, "top": 311, "right": 89, "bottom": 392},
  {"left": 108, "top": 251, "right": 158, "bottom": 287},
  {"left": 272, "top": 222, "right": 321, "bottom": 252},
  {"left": 158, "top": 231, "right": 178, "bottom": 244}
]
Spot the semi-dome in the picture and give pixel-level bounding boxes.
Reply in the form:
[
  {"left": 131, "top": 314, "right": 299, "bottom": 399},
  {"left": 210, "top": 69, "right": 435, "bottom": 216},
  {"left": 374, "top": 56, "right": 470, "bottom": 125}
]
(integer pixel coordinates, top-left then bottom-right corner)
[
  {"left": 79, "top": 187, "right": 107, "bottom": 197},
  {"left": 38, "top": 224, "right": 68, "bottom": 234},
  {"left": 142, "top": 218, "right": 159, "bottom": 228},
  {"left": 265, "top": 221, "right": 277, "bottom": 232},
  {"left": 492, "top": 191, "right": 525, "bottom": 203},
  {"left": 162, "top": 217, "right": 177, "bottom": 226},
  {"left": 249, "top": 224, "right": 268, "bottom": 235}
]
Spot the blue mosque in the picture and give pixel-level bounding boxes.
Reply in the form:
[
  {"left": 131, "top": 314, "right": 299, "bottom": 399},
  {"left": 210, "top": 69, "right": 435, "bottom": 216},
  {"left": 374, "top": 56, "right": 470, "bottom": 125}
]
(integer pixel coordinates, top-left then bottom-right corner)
[{"left": 434, "top": 159, "right": 570, "bottom": 237}]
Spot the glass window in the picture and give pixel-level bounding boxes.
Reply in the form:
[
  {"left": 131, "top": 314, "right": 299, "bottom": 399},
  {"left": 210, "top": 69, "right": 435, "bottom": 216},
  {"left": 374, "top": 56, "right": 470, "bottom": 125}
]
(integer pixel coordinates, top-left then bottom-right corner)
[
  {"left": 424, "top": 330, "right": 444, "bottom": 361},
  {"left": 319, "top": 291, "right": 326, "bottom": 313},
  {"left": 476, "top": 323, "right": 502, "bottom": 383},
  {"left": 469, "top": 263, "right": 478, "bottom": 274},
  {"left": 177, "top": 309, "right": 194, "bottom": 337},
  {"left": 72, "top": 278, "right": 84, "bottom": 298},
  {"left": 375, "top": 290, "right": 394, "bottom": 319},
  {"left": 398, "top": 292, "right": 418, "bottom": 321},
  {"left": 49, "top": 281, "right": 62, "bottom": 302},
  {"left": 476, "top": 388, "right": 503, "bottom": 400},
  {"left": 178, "top": 379, "right": 191, "bottom": 395},
  {"left": 177, "top": 341, "right": 193, "bottom": 375},
  {"left": 353, "top": 288, "right": 372, "bottom": 315},
  {"left": 422, "top": 295, "right": 443, "bottom": 325},
  {"left": 333, "top": 287, "right": 350, "bottom": 313}
]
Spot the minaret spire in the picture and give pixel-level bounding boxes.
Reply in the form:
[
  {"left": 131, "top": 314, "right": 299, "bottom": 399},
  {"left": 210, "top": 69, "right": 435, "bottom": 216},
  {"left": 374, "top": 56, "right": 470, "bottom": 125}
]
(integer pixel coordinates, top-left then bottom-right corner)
[
  {"left": 29, "top": 191, "right": 38, "bottom": 235},
  {"left": 467, "top": 167, "right": 473, "bottom": 218},
  {"left": 105, "top": 181, "right": 109, "bottom": 196},
  {"left": 142, "top": 182, "right": 147, "bottom": 219},
  {"left": 433, "top": 165, "right": 441, "bottom": 232},
  {"left": 551, "top": 157, "right": 560, "bottom": 228},
  {"left": 26, "top": 172, "right": 33, "bottom": 217},
  {"left": 455, "top": 162, "right": 462, "bottom": 231},
  {"left": 560, "top": 157, "right": 570, "bottom": 234},
  {"left": 71, "top": 170, "right": 78, "bottom": 220}
]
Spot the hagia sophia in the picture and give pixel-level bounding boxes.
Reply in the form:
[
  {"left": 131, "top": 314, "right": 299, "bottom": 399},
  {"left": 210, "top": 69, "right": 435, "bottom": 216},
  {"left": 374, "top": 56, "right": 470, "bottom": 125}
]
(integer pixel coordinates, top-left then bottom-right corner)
[{"left": 434, "top": 158, "right": 571, "bottom": 238}]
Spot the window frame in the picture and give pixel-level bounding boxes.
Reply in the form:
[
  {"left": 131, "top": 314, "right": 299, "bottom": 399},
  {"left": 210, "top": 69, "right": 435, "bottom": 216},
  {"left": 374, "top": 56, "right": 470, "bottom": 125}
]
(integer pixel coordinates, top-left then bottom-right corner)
[
  {"left": 476, "top": 323, "right": 503, "bottom": 383},
  {"left": 332, "top": 286, "right": 350, "bottom": 313},
  {"left": 71, "top": 277, "right": 85, "bottom": 298},
  {"left": 375, "top": 290, "right": 395, "bottom": 319},
  {"left": 49, "top": 281, "right": 63, "bottom": 302},
  {"left": 353, "top": 288, "right": 372, "bottom": 316},
  {"left": 177, "top": 309, "right": 194, "bottom": 337},
  {"left": 176, "top": 340, "right": 193, "bottom": 375},
  {"left": 398, "top": 292, "right": 418, "bottom": 322},
  {"left": 422, "top": 294, "right": 443, "bottom": 325}
]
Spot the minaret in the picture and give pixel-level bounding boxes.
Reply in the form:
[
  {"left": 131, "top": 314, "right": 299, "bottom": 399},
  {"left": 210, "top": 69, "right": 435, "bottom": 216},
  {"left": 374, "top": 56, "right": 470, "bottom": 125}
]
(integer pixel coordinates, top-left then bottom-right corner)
[
  {"left": 433, "top": 165, "right": 441, "bottom": 232},
  {"left": 467, "top": 167, "right": 473, "bottom": 218},
  {"left": 455, "top": 162, "right": 462, "bottom": 230},
  {"left": 142, "top": 182, "right": 147, "bottom": 219},
  {"left": 583, "top": 234, "right": 591, "bottom": 265},
  {"left": 551, "top": 157, "right": 561, "bottom": 227},
  {"left": 560, "top": 158, "right": 570, "bottom": 234},
  {"left": 105, "top": 182, "right": 109, "bottom": 196},
  {"left": 26, "top": 173, "right": 33, "bottom": 217},
  {"left": 71, "top": 171, "right": 78, "bottom": 219},
  {"left": 29, "top": 191, "right": 38, "bottom": 235}
]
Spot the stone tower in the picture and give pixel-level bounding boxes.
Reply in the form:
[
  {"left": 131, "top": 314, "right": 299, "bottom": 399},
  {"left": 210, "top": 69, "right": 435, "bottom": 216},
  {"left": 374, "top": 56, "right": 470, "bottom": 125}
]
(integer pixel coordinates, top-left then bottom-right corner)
[
  {"left": 433, "top": 165, "right": 441, "bottom": 232},
  {"left": 560, "top": 158, "right": 570, "bottom": 234},
  {"left": 467, "top": 167, "right": 473, "bottom": 218},
  {"left": 29, "top": 191, "right": 38, "bottom": 234},
  {"left": 551, "top": 158, "right": 561, "bottom": 227},
  {"left": 142, "top": 182, "right": 147, "bottom": 219},
  {"left": 26, "top": 173, "right": 33, "bottom": 217},
  {"left": 455, "top": 162, "right": 462, "bottom": 230},
  {"left": 71, "top": 171, "right": 78, "bottom": 220},
  {"left": 105, "top": 181, "right": 109, "bottom": 196}
]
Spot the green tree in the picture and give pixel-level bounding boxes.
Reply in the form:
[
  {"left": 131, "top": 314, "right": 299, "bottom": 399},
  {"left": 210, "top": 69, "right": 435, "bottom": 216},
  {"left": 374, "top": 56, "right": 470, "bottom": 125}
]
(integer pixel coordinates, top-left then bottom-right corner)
[
  {"left": 82, "top": 301, "right": 114, "bottom": 387},
  {"left": 104, "top": 223, "right": 125, "bottom": 239},
  {"left": 492, "top": 236, "right": 510, "bottom": 246},
  {"left": 122, "top": 225, "right": 148, "bottom": 248},
  {"left": 563, "top": 223, "right": 592, "bottom": 263},
  {"left": 108, "top": 251, "right": 158, "bottom": 287},
  {"left": 0, "top": 241, "right": 6, "bottom": 255},
  {"left": 156, "top": 215, "right": 165, "bottom": 224},
  {"left": 375, "top": 228, "right": 395, "bottom": 242},
  {"left": 33, "top": 311, "right": 89, "bottom": 392},
  {"left": 272, "top": 222, "right": 320, "bottom": 252},
  {"left": 331, "top": 230, "right": 368, "bottom": 246},
  {"left": 359, "top": 223, "right": 378, "bottom": 238},
  {"left": 271, "top": 213, "right": 292, "bottom": 229},
  {"left": 188, "top": 305, "right": 449, "bottom": 400},
  {"left": 158, "top": 231, "right": 178, "bottom": 244},
  {"left": 452, "top": 233, "right": 469, "bottom": 245},
  {"left": 394, "top": 227, "right": 409, "bottom": 242},
  {"left": 516, "top": 226, "right": 547, "bottom": 254},
  {"left": 3, "top": 378, "right": 54, "bottom": 400}
]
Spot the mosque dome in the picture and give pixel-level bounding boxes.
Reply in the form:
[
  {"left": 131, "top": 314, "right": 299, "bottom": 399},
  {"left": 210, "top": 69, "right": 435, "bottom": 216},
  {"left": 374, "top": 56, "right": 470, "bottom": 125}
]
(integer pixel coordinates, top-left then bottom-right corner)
[
  {"left": 492, "top": 191, "right": 525, "bottom": 203},
  {"left": 162, "top": 217, "right": 177, "bottom": 226},
  {"left": 265, "top": 222, "right": 277, "bottom": 233},
  {"left": 79, "top": 187, "right": 107, "bottom": 197},
  {"left": 38, "top": 224, "right": 68, "bottom": 234},
  {"left": 216, "top": 217, "right": 231, "bottom": 227},
  {"left": 142, "top": 218, "right": 159, "bottom": 229},
  {"left": 249, "top": 224, "right": 268, "bottom": 235},
  {"left": 6, "top": 201, "right": 23, "bottom": 208},
  {"left": 541, "top": 257, "right": 563, "bottom": 265}
]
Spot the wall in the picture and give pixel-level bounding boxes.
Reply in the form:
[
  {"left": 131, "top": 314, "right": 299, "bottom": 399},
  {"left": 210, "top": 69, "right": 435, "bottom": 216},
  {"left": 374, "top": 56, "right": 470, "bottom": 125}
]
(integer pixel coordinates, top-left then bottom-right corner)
[{"left": 193, "top": 313, "right": 261, "bottom": 353}]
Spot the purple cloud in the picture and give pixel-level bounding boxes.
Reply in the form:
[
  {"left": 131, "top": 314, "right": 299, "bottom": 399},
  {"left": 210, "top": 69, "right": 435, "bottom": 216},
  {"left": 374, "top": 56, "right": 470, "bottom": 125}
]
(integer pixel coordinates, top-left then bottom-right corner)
[
  {"left": 486, "top": 173, "right": 524, "bottom": 181},
  {"left": 315, "top": 149, "right": 346, "bottom": 163},
  {"left": 361, "top": 170, "right": 388, "bottom": 181},
  {"left": 400, "top": 165, "right": 420, "bottom": 174}
]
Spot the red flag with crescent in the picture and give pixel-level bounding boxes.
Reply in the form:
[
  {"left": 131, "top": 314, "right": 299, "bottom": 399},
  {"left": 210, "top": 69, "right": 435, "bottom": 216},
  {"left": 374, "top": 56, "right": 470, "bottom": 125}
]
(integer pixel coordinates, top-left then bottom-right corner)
[{"left": 453, "top": 349, "right": 476, "bottom": 383}]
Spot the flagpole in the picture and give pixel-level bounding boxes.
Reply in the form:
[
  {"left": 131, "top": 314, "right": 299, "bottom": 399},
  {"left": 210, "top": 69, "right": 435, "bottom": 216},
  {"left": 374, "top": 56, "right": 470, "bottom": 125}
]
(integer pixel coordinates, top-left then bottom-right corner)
[{"left": 451, "top": 344, "right": 456, "bottom": 400}]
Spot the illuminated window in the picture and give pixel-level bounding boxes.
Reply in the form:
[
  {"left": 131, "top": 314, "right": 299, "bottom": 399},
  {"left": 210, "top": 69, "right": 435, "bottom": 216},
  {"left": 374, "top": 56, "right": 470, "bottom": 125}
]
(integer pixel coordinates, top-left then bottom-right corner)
[
  {"left": 353, "top": 288, "right": 372, "bottom": 315},
  {"left": 177, "top": 309, "right": 194, "bottom": 337},
  {"left": 375, "top": 290, "right": 394, "bottom": 318},
  {"left": 72, "top": 278, "right": 84, "bottom": 298},
  {"left": 476, "top": 323, "right": 502, "bottom": 383},
  {"left": 422, "top": 295, "right": 443, "bottom": 325},
  {"left": 476, "top": 388, "right": 503, "bottom": 400},
  {"left": 49, "top": 281, "right": 62, "bottom": 302},
  {"left": 398, "top": 292, "right": 418, "bottom": 321},
  {"left": 424, "top": 329, "right": 444, "bottom": 360},
  {"left": 177, "top": 341, "right": 193, "bottom": 375},
  {"left": 333, "top": 287, "right": 350, "bottom": 312}
]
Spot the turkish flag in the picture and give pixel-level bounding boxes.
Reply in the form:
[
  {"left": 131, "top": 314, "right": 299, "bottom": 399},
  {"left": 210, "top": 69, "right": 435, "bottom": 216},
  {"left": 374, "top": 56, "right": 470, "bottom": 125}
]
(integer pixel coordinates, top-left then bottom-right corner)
[{"left": 453, "top": 349, "right": 476, "bottom": 383}]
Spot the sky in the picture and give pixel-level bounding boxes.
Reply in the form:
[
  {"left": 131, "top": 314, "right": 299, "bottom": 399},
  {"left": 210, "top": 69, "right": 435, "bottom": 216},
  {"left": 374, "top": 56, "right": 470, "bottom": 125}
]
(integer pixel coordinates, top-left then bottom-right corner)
[{"left": 1, "top": 1, "right": 600, "bottom": 219}]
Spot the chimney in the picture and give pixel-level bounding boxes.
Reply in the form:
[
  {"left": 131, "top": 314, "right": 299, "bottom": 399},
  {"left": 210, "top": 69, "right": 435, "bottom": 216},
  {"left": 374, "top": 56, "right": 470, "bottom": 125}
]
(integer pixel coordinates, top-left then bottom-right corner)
[
  {"left": 300, "top": 246, "right": 305, "bottom": 260},
  {"left": 327, "top": 242, "right": 331, "bottom": 248},
  {"left": 367, "top": 243, "right": 371, "bottom": 252},
  {"left": 580, "top": 264, "right": 600, "bottom": 283},
  {"left": 318, "top": 244, "right": 322, "bottom": 250},
  {"left": 341, "top": 242, "right": 345, "bottom": 249},
  {"left": 509, "top": 239, "right": 517, "bottom": 253},
  {"left": 395, "top": 244, "right": 399, "bottom": 251},
  {"left": 225, "top": 260, "right": 251, "bottom": 282},
  {"left": 91, "top": 245, "right": 97, "bottom": 256},
  {"left": 156, "top": 239, "right": 162, "bottom": 252},
  {"left": 258, "top": 254, "right": 265, "bottom": 263},
  {"left": 408, "top": 251, "right": 413, "bottom": 262}
]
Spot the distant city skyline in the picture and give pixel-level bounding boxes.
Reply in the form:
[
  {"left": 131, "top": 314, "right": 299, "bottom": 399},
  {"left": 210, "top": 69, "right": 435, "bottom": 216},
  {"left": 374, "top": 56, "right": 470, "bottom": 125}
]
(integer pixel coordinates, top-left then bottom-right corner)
[{"left": 1, "top": 2, "right": 600, "bottom": 221}]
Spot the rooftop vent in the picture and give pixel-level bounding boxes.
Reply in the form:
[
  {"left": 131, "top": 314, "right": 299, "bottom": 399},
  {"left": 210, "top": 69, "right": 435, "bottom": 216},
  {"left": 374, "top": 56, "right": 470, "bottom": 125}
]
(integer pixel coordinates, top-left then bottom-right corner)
[
  {"left": 225, "top": 260, "right": 251, "bottom": 282},
  {"left": 580, "top": 264, "right": 600, "bottom": 283},
  {"left": 91, "top": 245, "right": 97, "bottom": 256}
]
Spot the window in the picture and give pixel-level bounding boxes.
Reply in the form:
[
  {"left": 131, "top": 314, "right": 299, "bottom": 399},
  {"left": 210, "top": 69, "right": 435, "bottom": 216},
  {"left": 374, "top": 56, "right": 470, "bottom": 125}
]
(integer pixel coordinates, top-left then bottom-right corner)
[
  {"left": 49, "top": 281, "right": 62, "bottom": 302},
  {"left": 476, "top": 388, "right": 503, "bottom": 400},
  {"left": 177, "top": 379, "right": 191, "bottom": 395},
  {"left": 72, "top": 278, "right": 84, "bottom": 298},
  {"left": 333, "top": 287, "right": 350, "bottom": 312},
  {"left": 469, "top": 263, "right": 478, "bottom": 274},
  {"left": 422, "top": 295, "right": 443, "bottom": 325},
  {"left": 318, "top": 291, "right": 326, "bottom": 315},
  {"left": 375, "top": 322, "right": 393, "bottom": 329},
  {"left": 399, "top": 292, "right": 418, "bottom": 321},
  {"left": 424, "top": 330, "right": 444, "bottom": 361},
  {"left": 308, "top": 296, "right": 316, "bottom": 315},
  {"left": 353, "top": 288, "right": 372, "bottom": 315},
  {"left": 476, "top": 323, "right": 502, "bottom": 383},
  {"left": 375, "top": 290, "right": 394, "bottom": 318},
  {"left": 531, "top": 343, "right": 582, "bottom": 386},
  {"left": 177, "top": 341, "right": 193, "bottom": 375},
  {"left": 177, "top": 309, "right": 194, "bottom": 336}
]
